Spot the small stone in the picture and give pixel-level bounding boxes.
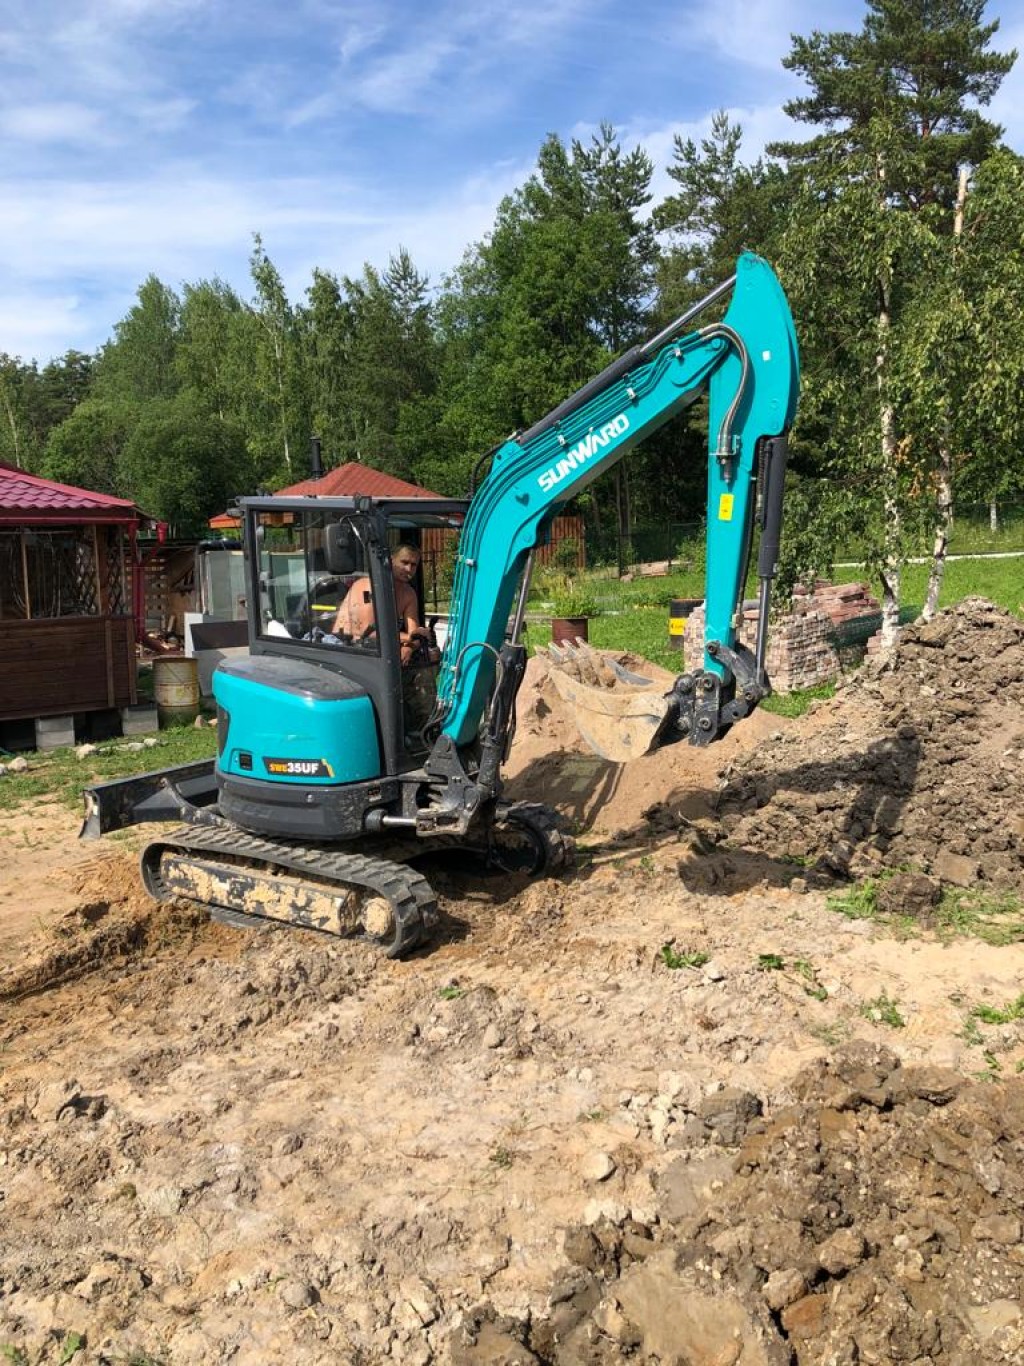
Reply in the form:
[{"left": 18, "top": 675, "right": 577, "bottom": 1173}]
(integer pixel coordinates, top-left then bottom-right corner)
[
  {"left": 932, "top": 850, "right": 979, "bottom": 887},
  {"left": 762, "top": 1268, "right": 807, "bottom": 1311},
  {"left": 482, "top": 1024, "right": 504, "bottom": 1049},
  {"left": 32, "top": 1078, "right": 81, "bottom": 1122},
  {"left": 273, "top": 1133, "right": 303, "bottom": 1157},
  {"left": 120, "top": 741, "right": 145, "bottom": 752},
  {"left": 278, "top": 1279, "right": 318, "bottom": 1310},
  {"left": 140, "top": 1184, "right": 185, "bottom": 1216},
  {"left": 972, "top": 1214, "right": 1021, "bottom": 1245},
  {"left": 790, "top": 877, "right": 808, "bottom": 894},
  {"left": 193, "top": 715, "right": 206, "bottom": 729},
  {"left": 592, "top": 1299, "right": 641, "bottom": 1347},
  {"left": 143, "top": 737, "right": 159, "bottom": 747},
  {"left": 702, "top": 961, "right": 726, "bottom": 982},
  {"left": 818, "top": 1228, "right": 866, "bottom": 1275},
  {"left": 563, "top": 1225, "right": 602, "bottom": 1271},
  {"left": 583, "top": 1199, "right": 628, "bottom": 1227},
  {"left": 75, "top": 743, "right": 98, "bottom": 759},
  {"left": 781, "top": 1293, "right": 827, "bottom": 1339},
  {"left": 579, "top": 1151, "right": 616, "bottom": 1182},
  {"left": 399, "top": 1275, "right": 439, "bottom": 1326},
  {"left": 8, "top": 756, "right": 28, "bottom": 773},
  {"left": 76, "top": 1259, "right": 118, "bottom": 1301}
]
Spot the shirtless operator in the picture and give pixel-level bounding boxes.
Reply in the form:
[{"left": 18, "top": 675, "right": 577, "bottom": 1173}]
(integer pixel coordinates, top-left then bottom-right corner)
[{"left": 331, "top": 543, "right": 439, "bottom": 668}]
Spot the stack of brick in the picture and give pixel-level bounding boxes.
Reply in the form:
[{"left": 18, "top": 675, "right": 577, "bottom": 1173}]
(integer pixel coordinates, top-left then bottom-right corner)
[
  {"left": 683, "top": 582, "right": 881, "bottom": 693},
  {"left": 794, "top": 580, "right": 880, "bottom": 627}
]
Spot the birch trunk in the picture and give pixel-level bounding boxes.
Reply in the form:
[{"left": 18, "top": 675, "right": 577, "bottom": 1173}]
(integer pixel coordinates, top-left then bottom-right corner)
[
  {"left": 989, "top": 498, "right": 999, "bottom": 533},
  {"left": 922, "top": 168, "right": 969, "bottom": 622},
  {"left": 921, "top": 455, "right": 953, "bottom": 620},
  {"left": 877, "top": 281, "right": 902, "bottom": 648}
]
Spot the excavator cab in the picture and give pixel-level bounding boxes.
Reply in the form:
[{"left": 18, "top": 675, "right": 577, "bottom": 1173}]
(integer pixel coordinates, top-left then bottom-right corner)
[{"left": 212, "top": 495, "right": 468, "bottom": 844}]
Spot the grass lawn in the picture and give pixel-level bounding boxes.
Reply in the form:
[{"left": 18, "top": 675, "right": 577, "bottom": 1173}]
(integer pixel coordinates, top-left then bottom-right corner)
[
  {"left": 900, "top": 557, "right": 1023, "bottom": 617},
  {"left": 0, "top": 723, "right": 218, "bottom": 814}
]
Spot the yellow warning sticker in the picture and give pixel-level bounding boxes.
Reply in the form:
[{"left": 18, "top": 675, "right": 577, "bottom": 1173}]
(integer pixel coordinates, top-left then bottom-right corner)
[{"left": 718, "top": 493, "right": 734, "bottom": 521}]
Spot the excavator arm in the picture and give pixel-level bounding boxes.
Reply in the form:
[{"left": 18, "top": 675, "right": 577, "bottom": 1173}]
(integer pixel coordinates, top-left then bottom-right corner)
[{"left": 425, "top": 252, "right": 798, "bottom": 793}]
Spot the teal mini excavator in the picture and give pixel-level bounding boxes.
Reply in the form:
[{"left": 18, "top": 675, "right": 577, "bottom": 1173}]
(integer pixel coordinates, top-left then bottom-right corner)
[{"left": 82, "top": 253, "right": 799, "bottom": 957}]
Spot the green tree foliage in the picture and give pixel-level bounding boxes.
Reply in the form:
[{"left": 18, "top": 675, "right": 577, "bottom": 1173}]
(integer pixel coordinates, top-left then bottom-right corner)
[
  {"left": 42, "top": 398, "right": 136, "bottom": 495},
  {"left": 656, "top": 111, "right": 787, "bottom": 313},
  {"left": 302, "top": 249, "right": 438, "bottom": 479},
  {"left": 0, "top": 350, "right": 94, "bottom": 471},
  {"left": 955, "top": 149, "right": 1024, "bottom": 505},
  {"left": 243, "top": 235, "right": 310, "bottom": 486},
  {"left": 770, "top": 0, "right": 1015, "bottom": 636},
  {"left": 118, "top": 393, "right": 251, "bottom": 531},
  {"left": 434, "top": 125, "right": 660, "bottom": 525},
  {"left": 94, "top": 275, "right": 181, "bottom": 404},
  {"left": 176, "top": 278, "right": 247, "bottom": 422},
  {"left": 0, "top": 354, "right": 37, "bottom": 469}
]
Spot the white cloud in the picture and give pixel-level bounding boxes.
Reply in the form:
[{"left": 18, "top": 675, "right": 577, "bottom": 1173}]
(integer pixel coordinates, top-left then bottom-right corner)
[
  {"left": 2, "top": 103, "right": 109, "bottom": 145},
  {"left": 0, "top": 294, "right": 88, "bottom": 362},
  {"left": 677, "top": 0, "right": 855, "bottom": 74},
  {"left": 0, "top": 155, "right": 531, "bottom": 360}
]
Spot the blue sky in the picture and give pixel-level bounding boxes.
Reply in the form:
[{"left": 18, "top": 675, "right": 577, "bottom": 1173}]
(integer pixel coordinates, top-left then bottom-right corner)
[{"left": 2, "top": 0, "right": 1022, "bottom": 366}]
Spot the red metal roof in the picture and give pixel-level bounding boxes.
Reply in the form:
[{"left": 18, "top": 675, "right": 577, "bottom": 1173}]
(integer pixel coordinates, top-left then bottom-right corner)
[
  {"left": 0, "top": 461, "right": 140, "bottom": 525},
  {"left": 277, "top": 462, "right": 442, "bottom": 499}
]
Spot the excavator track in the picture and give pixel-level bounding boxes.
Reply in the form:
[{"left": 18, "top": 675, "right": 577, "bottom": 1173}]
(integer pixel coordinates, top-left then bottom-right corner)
[{"left": 140, "top": 824, "right": 439, "bottom": 959}]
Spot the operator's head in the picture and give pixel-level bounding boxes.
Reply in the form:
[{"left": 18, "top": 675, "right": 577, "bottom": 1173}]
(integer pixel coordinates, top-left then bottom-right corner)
[{"left": 391, "top": 543, "right": 421, "bottom": 583}]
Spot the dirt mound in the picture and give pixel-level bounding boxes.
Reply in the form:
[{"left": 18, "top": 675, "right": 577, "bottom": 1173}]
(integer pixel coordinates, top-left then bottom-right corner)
[
  {"left": 507, "top": 651, "right": 784, "bottom": 839},
  {"left": 453, "top": 1043, "right": 1024, "bottom": 1364},
  {"left": 0, "top": 854, "right": 208, "bottom": 1005},
  {"left": 711, "top": 598, "right": 1024, "bottom": 893}
]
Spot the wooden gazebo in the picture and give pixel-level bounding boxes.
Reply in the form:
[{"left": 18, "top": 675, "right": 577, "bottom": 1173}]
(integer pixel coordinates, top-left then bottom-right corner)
[{"left": 0, "top": 463, "right": 142, "bottom": 740}]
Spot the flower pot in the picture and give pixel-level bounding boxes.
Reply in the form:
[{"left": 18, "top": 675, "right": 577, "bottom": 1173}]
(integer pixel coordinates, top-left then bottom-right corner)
[{"left": 551, "top": 616, "right": 589, "bottom": 646}]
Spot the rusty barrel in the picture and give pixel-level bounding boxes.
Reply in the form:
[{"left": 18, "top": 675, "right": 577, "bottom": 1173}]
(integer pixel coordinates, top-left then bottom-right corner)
[{"left": 153, "top": 654, "right": 200, "bottom": 727}]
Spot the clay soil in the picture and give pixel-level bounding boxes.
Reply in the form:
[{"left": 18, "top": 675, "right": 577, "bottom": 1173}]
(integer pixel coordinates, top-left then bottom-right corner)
[{"left": 2, "top": 598, "right": 1023, "bottom": 1365}]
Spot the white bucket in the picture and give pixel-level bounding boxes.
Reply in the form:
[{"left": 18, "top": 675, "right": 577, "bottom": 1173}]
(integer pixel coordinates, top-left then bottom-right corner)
[{"left": 153, "top": 655, "right": 201, "bottom": 727}]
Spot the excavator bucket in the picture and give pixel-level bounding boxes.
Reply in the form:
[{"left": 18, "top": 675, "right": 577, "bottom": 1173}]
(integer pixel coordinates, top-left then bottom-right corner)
[{"left": 543, "top": 641, "right": 674, "bottom": 763}]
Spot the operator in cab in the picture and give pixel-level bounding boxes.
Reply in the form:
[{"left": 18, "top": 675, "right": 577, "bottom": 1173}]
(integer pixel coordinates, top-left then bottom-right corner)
[
  {"left": 332, "top": 543, "right": 440, "bottom": 745},
  {"left": 331, "top": 543, "right": 439, "bottom": 667}
]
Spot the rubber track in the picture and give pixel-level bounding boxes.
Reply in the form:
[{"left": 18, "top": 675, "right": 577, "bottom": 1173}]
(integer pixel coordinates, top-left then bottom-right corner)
[{"left": 141, "top": 824, "right": 438, "bottom": 959}]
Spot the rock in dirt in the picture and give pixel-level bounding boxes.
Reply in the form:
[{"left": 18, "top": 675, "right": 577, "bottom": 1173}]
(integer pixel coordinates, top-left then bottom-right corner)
[{"left": 578, "top": 1150, "right": 616, "bottom": 1182}]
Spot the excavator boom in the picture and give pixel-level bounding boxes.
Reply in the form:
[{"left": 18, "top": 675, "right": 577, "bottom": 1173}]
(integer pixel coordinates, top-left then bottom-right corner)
[{"left": 430, "top": 252, "right": 799, "bottom": 757}]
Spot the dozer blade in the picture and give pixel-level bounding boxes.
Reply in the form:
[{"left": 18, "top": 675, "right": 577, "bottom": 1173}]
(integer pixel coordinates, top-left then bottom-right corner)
[{"left": 544, "top": 642, "right": 673, "bottom": 763}]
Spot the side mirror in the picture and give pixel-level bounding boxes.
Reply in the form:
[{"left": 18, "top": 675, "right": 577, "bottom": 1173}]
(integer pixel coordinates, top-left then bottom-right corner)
[{"left": 325, "top": 522, "right": 357, "bottom": 574}]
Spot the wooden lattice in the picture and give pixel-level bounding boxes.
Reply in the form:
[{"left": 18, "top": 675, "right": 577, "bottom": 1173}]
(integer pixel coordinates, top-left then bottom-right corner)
[
  {"left": 102, "top": 527, "right": 127, "bottom": 615},
  {"left": 0, "top": 529, "right": 108, "bottom": 619}
]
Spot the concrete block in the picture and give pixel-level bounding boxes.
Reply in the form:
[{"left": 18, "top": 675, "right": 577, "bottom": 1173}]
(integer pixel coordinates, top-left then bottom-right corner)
[
  {"left": 35, "top": 714, "right": 75, "bottom": 751},
  {"left": 121, "top": 704, "right": 159, "bottom": 736}
]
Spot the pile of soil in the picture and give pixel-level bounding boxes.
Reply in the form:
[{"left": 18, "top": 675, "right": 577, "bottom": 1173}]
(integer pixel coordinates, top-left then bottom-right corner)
[
  {"left": 454, "top": 1044, "right": 1024, "bottom": 1365},
  {"left": 708, "top": 598, "right": 1024, "bottom": 894}
]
